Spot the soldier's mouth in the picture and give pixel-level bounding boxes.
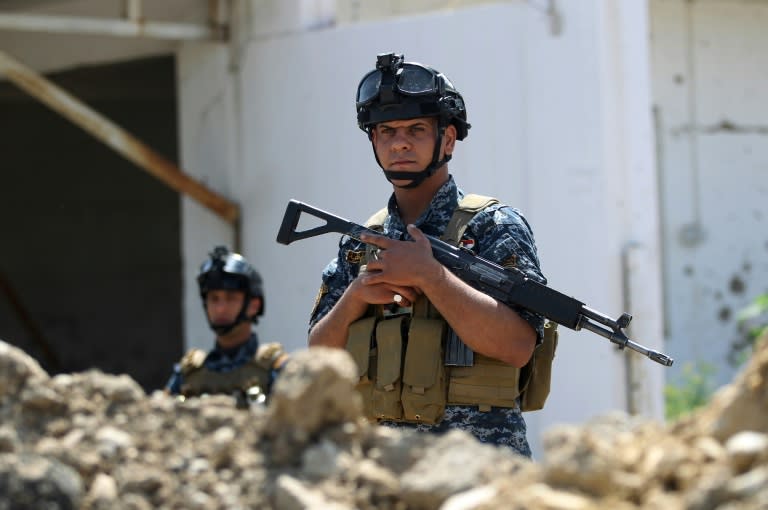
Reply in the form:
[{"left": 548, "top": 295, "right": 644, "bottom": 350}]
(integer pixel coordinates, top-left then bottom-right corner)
[{"left": 390, "top": 160, "right": 417, "bottom": 167}]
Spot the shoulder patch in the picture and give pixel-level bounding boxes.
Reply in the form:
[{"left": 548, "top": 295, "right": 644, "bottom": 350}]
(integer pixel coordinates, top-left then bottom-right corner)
[
  {"left": 311, "top": 283, "right": 328, "bottom": 318},
  {"left": 345, "top": 250, "right": 366, "bottom": 265},
  {"left": 502, "top": 255, "right": 518, "bottom": 268},
  {"left": 459, "top": 237, "right": 476, "bottom": 251}
]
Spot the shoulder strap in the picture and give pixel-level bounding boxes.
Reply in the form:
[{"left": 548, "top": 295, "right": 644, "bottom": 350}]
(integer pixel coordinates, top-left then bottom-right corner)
[
  {"left": 441, "top": 194, "right": 499, "bottom": 245},
  {"left": 367, "top": 194, "right": 498, "bottom": 236},
  {"left": 411, "top": 194, "right": 500, "bottom": 320},
  {"left": 364, "top": 207, "right": 388, "bottom": 229}
]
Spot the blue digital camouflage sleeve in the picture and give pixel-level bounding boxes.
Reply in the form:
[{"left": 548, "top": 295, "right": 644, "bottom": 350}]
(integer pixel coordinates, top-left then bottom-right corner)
[
  {"left": 466, "top": 203, "right": 547, "bottom": 342},
  {"left": 165, "top": 364, "right": 183, "bottom": 395},
  {"left": 309, "top": 235, "right": 367, "bottom": 331}
]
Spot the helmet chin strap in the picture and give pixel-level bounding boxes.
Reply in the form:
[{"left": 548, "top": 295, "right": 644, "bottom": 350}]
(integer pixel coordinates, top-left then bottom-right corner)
[
  {"left": 206, "top": 298, "right": 255, "bottom": 336},
  {"left": 383, "top": 154, "right": 452, "bottom": 189},
  {"left": 374, "top": 125, "right": 450, "bottom": 189}
]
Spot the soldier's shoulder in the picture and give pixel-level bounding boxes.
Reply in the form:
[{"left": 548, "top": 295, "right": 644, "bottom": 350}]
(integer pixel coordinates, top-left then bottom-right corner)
[
  {"left": 468, "top": 201, "right": 532, "bottom": 234},
  {"left": 255, "top": 342, "right": 290, "bottom": 371},
  {"left": 179, "top": 349, "right": 208, "bottom": 374}
]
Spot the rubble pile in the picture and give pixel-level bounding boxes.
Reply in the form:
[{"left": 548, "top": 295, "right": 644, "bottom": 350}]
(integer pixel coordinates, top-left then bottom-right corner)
[{"left": 0, "top": 338, "right": 766, "bottom": 509}]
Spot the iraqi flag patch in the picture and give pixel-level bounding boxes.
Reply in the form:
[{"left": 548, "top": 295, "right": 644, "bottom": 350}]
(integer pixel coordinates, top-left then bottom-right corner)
[{"left": 459, "top": 238, "right": 476, "bottom": 251}]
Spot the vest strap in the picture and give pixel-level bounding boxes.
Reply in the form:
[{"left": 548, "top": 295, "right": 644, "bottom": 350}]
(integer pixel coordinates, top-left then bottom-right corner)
[
  {"left": 364, "top": 207, "right": 388, "bottom": 228},
  {"left": 442, "top": 194, "right": 498, "bottom": 245}
]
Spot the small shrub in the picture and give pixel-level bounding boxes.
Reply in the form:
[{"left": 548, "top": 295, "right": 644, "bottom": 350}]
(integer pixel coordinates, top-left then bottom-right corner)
[
  {"left": 729, "top": 293, "right": 768, "bottom": 367},
  {"left": 664, "top": 361, "right": 717, "bottom": 421}
]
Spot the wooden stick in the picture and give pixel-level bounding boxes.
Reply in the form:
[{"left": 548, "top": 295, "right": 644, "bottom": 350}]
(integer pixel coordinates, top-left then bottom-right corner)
[{"left": 0, "top": 50, "right": 240, "bottom": 224}]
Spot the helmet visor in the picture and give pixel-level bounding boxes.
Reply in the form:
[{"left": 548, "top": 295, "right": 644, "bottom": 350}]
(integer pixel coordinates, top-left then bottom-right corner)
[
  {"left": 200, "top": 272, "right": 248, "bottom": 292},
  {"left": 222, "top": 256, "right": 251, "bottom": 275},
  {"left": 199, "top": 254, "right": 251, "bottom": 276},
  {"left": 356, "top": 63, "right": 439, "bottom": 107}
]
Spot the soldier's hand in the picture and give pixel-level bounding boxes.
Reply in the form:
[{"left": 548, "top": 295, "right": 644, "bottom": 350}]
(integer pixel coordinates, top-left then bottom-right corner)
[
  {"left": 353, "top": 266, "right": 419, "bottom": 306},
  {"left": 359, "top": 225, "right": 440, "bottom": 291}
]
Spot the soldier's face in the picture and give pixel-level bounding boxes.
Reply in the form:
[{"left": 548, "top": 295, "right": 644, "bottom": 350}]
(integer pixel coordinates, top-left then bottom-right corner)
[
  {"left": 205, "top": 289, "right": 246, "bottom": 325},
  {"left": 371, "top": 117, "right": 455, "bottom": 179}
]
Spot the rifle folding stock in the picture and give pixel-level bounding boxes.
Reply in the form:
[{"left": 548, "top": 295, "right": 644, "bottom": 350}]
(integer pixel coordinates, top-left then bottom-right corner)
[{"left": 277, "top": 199, "right": 674, "bottom": 367}]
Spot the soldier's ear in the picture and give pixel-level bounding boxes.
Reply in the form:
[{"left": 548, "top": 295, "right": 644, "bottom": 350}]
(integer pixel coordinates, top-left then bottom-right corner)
[
  {"left": 443, "top": 124, "right": 457, "bottom": 156},
  {"left": 247, "top": 297, "right": 262, "bottom": 317}
]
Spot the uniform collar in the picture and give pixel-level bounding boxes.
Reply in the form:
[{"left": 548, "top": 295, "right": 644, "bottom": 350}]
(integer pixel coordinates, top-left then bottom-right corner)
[
  {"left": 384, "top": 175, "right": 462, "bottom": 236},
  {"left": 208, "top": 333, "right": 259, "bottom": 364}
]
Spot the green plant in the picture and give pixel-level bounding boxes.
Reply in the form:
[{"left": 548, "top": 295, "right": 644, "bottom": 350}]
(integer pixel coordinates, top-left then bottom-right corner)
[
  {"left": 664, "top": 361, "right": 717, "bottom": 421},
  {"left": 729, "top": 293, "right": 768, "bottom": 367}
]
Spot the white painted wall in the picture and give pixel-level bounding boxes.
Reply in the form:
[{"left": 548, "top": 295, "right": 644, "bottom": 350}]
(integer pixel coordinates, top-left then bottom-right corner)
[
  {"left": 650, "top": 0, "right": 768, "bottom": 389},
  {"left": 178, "top": 0, "right": 666, "bottom": 458},
  {"left": 176, "top": 42, "right": 240, "bottom": 350}
]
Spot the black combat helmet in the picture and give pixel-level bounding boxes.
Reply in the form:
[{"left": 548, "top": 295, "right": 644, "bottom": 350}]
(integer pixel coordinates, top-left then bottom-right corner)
[
  {"left": 197, "top": 245, "right": 264, "bottom": 334},
  {"left": 355, "top": 52, "right": 471, "bottom": 189}
]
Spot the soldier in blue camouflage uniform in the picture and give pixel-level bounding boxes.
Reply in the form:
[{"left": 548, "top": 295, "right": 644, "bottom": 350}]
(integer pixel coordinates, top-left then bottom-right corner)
[
  {"left": 166, "top": 246, "right": 287, "bottom": 401},
  {"left": 308, "top": 53, "right": 545, "bottom": 457}
]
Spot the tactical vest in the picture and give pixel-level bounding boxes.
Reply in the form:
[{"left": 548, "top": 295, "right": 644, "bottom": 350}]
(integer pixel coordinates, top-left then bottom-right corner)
[
  {"left": 179, "top": 342, "right": 289, "bottom": 401},
  {"left": 346, "top": 194, "right": 558, "bottom": 424}
]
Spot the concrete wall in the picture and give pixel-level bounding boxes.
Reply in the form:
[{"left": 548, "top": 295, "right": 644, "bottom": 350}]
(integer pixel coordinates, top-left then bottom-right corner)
[
  {"left": 650, "top": 0, "right": 768, "bottom": 388},
  {"left": 176, "top": 42, "right": 240, "bottom": 350},
  {"left": 177, "top": 0, "right": 665, "bottom": 457}
]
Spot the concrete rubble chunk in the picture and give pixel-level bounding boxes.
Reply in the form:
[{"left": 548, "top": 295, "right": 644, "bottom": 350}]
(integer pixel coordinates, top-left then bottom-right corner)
[
  {"left": 725, "top": 431, "right": 768, "bottom": 473},
  {"left": 0, "top": 340, "right": 49, "bottom": 398},
  {"left": 0, "top": 336, "right": 764, "bottom": 509}
]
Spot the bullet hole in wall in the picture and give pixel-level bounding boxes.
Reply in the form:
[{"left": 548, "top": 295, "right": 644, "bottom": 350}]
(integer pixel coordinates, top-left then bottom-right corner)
[
  {"left": 683, "top": 265, "right": 694, "bottom": 276},
  {"left": 718, "top": 307, "right": 731, "bottom": 322},
  {"left": 730, "top": 275, "right": 746, "bottom": 295}
]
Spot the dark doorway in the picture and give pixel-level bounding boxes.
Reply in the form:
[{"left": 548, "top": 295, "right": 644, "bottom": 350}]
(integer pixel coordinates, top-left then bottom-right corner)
[{"left": 0, "top": 55, "right": 182, "bottom": 392}]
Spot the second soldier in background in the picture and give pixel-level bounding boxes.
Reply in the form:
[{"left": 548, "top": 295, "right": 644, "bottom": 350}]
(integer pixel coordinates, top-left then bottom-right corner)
[{"left": 166, "top": 246, "right": 288, "bottom": 406}]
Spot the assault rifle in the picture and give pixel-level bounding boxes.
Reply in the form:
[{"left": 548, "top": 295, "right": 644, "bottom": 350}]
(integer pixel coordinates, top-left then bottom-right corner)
[{"left": 277, "top": 200, "right": 674, "bottom": 367}]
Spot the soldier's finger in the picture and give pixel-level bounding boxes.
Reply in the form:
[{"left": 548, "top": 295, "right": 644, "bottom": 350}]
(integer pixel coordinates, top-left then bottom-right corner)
[
  {"left": 360, "top": 233, "right": 393, "bottom": 249},
  {"left": 406, "top": 224, "right": 429, "bottom": 246}
]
